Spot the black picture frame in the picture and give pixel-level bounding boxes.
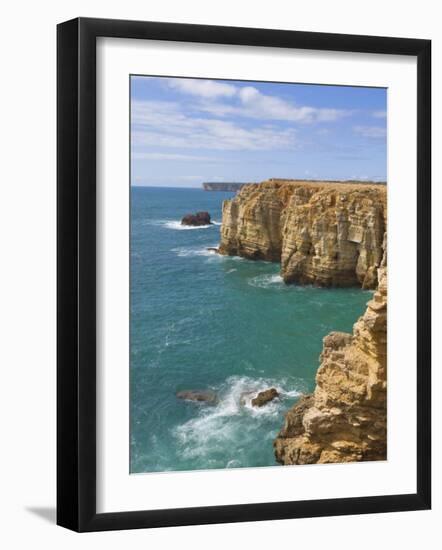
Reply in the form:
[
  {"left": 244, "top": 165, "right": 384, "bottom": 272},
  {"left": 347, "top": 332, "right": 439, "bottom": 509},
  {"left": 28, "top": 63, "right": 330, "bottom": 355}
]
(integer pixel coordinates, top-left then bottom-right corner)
[{"left": 57, "top": 17, "right": 431, "bottom": 532}]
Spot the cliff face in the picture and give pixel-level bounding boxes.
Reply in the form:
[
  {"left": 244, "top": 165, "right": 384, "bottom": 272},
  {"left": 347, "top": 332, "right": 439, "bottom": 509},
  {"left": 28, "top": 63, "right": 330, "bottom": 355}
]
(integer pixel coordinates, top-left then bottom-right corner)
[
  {"left": 274, "top": 262, "right": 387, "bottom": 464},
  {"left": 218, "top": 179, "right": 387, "bottom": 465},
  {"left": 219, "top": 180, "right": 387, "bottom": 289}
]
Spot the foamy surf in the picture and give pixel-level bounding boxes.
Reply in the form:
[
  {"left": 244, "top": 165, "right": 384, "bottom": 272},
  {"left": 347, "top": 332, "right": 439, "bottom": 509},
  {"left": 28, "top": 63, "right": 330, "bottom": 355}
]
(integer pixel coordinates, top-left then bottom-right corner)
[
  {"left": 173, "top": 375, "right": 303, "bottom": 463},
  {"left": 171, "top": 246, "right": 220, "bottom": 258},
  {"left": 144, "top": 219, "right": 217, "bottom": 230},
  {"left": 247, "top": 273, "right": 284, "bottom": 289}
]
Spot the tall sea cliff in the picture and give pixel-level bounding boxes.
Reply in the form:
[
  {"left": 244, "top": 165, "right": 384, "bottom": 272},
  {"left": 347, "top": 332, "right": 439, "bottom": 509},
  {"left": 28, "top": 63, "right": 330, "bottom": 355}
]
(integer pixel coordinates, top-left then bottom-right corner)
[
  {"left": 219, "top": 179, "right": 387, "bottom": 465},
  {"left": 219, "top": 179, "right": 386, "bottom": 289}
]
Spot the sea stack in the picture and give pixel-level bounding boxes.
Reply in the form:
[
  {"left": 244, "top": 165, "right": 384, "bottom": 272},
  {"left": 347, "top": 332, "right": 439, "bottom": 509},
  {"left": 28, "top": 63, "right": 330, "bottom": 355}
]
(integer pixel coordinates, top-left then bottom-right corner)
[{"left": 181, "top": 211, "right": 212, "bottom": 226}]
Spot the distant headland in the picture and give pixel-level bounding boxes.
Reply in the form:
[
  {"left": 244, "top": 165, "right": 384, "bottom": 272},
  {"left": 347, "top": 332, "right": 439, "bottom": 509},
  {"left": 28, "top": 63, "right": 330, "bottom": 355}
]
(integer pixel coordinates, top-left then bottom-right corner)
[
  {"left": 202, "top": 182, "right": 252, "bottom": 192},
  {"left": 202, "top": 178, "right": 386, "bottom": 192}
]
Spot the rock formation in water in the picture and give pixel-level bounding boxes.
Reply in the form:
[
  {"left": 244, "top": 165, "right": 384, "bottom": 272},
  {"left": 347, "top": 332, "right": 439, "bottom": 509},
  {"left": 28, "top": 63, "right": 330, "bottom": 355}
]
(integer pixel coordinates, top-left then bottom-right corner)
[
  {"left": 218, "top": 179, "right": 387, "bottom": 465},
  {"left": 181, "top": 211, "right": 212, "bottom": 226},
  {"left": 251, "top": 388, "right": 280, "bottom": 407},
  {"left": 219, "top": 179, "right": 387, "bottom": 289},
  {"left": 274, "top": 263, "right": 387, "bottom": 464}
]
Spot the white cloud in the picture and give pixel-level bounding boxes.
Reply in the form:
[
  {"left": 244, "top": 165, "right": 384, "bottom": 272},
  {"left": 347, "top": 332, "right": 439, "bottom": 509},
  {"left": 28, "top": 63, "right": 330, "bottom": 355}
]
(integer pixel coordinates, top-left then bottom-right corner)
[
  {"left": 353, "top": 125, "right": 386, "bottom": 138},
  {"left": 132, "top": 100, "right": 298, "bottom": 151},
  {"left": 165, "top": 78, "right": 349, "bottom": 123},
  {"left": 166, "top": 78, "right": 237, "bottom": 98},
  {"left": 372, "top": 110, "right": 387, "bottom": 119},
  {"left": 199, "top": 86, "right": 349, "bottom": 123}
]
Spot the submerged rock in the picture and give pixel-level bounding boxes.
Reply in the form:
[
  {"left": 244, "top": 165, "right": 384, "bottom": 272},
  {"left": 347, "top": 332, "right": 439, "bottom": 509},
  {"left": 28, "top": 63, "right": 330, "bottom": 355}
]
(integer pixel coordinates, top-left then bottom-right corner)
[
  {"left": 176, "top": 389, "right": 218, "bottom": 405},
  {"left": 251, "top": 388, "right": 279, "bottom": 407},
  {"left": 181, "top": 211, "right": 212, "bottom": 226}
]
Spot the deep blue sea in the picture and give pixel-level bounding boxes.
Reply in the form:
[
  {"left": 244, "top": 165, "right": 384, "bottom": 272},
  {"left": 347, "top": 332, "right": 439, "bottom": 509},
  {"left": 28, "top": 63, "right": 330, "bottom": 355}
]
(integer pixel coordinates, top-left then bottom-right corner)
[{"left": 130, "top": 187, "right": 371, "bottom": 473}]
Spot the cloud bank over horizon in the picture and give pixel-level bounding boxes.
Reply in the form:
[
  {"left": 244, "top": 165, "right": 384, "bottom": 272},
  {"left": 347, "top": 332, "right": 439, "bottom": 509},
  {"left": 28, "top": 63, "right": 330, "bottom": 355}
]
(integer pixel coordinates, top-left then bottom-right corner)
[{"left": 131, "top": 76, "right": 387, "bottom": 187}]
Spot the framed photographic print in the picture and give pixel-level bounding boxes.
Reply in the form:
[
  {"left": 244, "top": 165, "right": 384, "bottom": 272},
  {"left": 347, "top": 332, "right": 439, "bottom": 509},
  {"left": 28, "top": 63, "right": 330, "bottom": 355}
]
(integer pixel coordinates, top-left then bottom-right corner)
[{"left": 57, "top": 17, "right": 431, "bottom": 532}]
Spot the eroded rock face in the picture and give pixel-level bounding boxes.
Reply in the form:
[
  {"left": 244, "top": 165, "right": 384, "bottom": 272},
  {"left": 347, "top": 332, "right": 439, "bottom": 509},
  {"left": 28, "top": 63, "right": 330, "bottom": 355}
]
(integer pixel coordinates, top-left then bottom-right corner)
[
  {"left": 181, "top": 211, "right": 212, "bottom": 226},
  {"left": 274, "top": 265, "right": 387, "bottom": 465},
  {"left": 219, "top": 180, "right": 386, "bottom": 288},
  {"left": 218, "top": 179, "right": 387, "bottom": 465}
]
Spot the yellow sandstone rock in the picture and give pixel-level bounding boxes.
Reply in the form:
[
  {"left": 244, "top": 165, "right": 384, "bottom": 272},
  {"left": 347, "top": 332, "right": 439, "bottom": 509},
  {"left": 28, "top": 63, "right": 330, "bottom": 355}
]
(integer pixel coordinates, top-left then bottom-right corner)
[
  {"left": 274, "top": 265, "right": 387, "bottom": 465},
  {"left": 219, "top": 179, "right": 387, "bottom": 465},
  {"left": 219, "top": 179, "right": 387, "bottom": 289}
]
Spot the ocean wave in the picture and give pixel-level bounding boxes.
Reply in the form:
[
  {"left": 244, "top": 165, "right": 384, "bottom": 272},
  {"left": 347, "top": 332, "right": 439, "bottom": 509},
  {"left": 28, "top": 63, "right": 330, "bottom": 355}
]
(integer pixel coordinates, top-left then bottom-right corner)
[
  {"left": 247, "top": 273, "right": 284, "bottom": 289},
  {"left": 173, "top": 375, "right": 302, "bottom": 461},
  {"left": 144, "top": 219, "right": 217, "bottom": 230},
  {"left": 164, "top": 220, "right": 214, "bottom": 230},
  {"left": 171, "top": 246, "right": 220, "bottom": 258},
  {"left": 171, "top": 246, "right": 251, "bottom": 265}
]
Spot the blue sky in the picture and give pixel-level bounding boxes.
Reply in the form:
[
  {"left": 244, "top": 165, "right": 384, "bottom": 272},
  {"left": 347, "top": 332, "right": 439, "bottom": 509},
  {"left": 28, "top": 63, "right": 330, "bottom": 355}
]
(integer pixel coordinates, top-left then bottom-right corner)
[{"left": 131, "top": 76, "right": 386, "bottom": 187}]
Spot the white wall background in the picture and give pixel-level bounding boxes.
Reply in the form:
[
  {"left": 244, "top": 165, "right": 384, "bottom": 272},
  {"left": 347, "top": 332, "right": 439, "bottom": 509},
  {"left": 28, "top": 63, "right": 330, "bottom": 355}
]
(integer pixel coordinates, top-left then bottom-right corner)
[{"left": 0, "top": 1, "right": 439, "bottom": 548}]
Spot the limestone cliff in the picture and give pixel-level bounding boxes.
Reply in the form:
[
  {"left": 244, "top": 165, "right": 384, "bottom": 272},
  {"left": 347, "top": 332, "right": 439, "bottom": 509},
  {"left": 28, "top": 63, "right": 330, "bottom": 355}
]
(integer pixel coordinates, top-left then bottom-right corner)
[
  {"left": 274, "top": 263, "right": 387, "bottom": 464},
  {"left": 219, "top": 179, "right": 386, "bottom": 289},
  {"left": 218, "top": 179, "right": 387, "bottom": 465}
]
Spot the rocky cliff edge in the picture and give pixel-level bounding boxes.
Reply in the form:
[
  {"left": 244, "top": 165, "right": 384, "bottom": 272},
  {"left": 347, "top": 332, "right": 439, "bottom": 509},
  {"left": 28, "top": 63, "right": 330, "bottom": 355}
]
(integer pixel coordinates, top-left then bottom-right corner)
[
  {"left": 218, "top": 179, "right": 387, "bottom": 465},
  {"left": 219, "top": 179, "right": 387, "bottom": 289}
]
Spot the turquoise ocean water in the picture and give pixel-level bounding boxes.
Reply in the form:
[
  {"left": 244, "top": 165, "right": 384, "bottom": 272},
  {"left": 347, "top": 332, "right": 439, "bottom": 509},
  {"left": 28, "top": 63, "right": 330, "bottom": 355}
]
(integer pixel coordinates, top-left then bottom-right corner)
[{"left": 130, "top": 187, "right": 371, "bottom": 473}]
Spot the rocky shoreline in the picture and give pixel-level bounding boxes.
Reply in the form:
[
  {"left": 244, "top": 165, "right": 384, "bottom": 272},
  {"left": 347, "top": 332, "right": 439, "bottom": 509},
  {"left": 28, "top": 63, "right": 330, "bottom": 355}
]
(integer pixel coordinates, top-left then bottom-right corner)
[
  {"left": 274, "top": 265, "right": 387, "bottom": 464},
  {"left": 219, "top": 179, "right": 386, "bottom": 289},
  {"left": 219, "top": 179, "right": 387, "bottom": 465}
]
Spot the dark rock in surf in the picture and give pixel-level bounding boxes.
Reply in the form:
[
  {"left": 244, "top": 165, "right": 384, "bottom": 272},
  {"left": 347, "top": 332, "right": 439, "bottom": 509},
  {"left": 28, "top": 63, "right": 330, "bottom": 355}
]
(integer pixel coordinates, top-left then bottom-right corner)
[
  {"left": 181, "top": 211, "right": 212, "bottom": 226},
  {"left": 251, "top": 388, "right": 279, "bottom": 407}
]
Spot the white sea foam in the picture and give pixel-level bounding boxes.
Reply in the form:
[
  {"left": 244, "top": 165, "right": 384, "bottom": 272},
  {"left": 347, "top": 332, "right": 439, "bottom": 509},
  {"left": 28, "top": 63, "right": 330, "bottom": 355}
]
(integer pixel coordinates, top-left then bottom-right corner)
[
  {"left": 144, "top": 219, "right": 217, "bottom": 230},
  {"left": 173, "top": 375, "right": 302, "bottom": 461},
  {"left": 171, "top": 246, "right": 251, "bottom": 265},
  {"left": 247, "top": 273, "right": 284, "bottom": 289},
  {"left": 164, "top": 220, "right": 214, "bottom": 230},
  {"left": 283, "top": 388, "right": 303, "bottom": 398},
  {"left": 171, "top": 246, "right": 220, "bottom": 258}
]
